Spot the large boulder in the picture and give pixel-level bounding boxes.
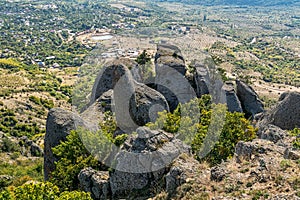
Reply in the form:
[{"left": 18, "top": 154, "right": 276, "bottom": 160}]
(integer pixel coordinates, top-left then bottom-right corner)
[
  {"left": 109, "top": 127, "right": 190, "bottom": 198},
  {"left": 90, "top": 59, "right": 135, "bottom": 103},
  {"left": 264, "top": 92, "right": 300, "bottom": 130},
  {"left": 165, "top": 154, "right": 199, "bottom": 194},
  {"left": 130, "top": 82, "right": 169, "bottom": 126},
  {"left": 154, "top": 44, "right": 195, "bottom": 111},
  {"left": 193, "top": 63, "right": 210, "bottom": 97},
  {"left": 236, "top": 80, "right": 264, "bottom": 118},
  {"left": 155, "top": 44, "right": 186, "bottom": 76},
  {"left": 90, "top": 59, "right": 169, "bottom": 132},
  {"left": 78, "top": 167, "right": 110, "bottom": 200},
  {"left": 81, "top": 90, "right": 114, "bottom": 129},
  {"left": 222, "top": 81, "right": 243, "bottom": 113},
  {"left": 257, "top": 124, "right": 287, "bottom": 144},
  {"left": 44, "top": 108, "right": 86, "bottom": 180}
]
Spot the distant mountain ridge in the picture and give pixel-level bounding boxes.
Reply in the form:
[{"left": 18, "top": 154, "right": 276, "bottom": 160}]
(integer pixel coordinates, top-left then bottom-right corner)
[{"left": 154, "top": 0, "right": 300, "bottom": 6}]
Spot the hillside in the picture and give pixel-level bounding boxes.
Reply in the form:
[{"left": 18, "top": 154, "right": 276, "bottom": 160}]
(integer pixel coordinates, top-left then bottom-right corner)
[
  {"left": 0, "top": 0, "right": 299, "bottom": 199},
  {"left": 154, "top": 0, "right": 300, "bottom": 6}
]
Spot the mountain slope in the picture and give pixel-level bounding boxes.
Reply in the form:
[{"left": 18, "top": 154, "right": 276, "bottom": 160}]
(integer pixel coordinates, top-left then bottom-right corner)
[{"left": 154, "top": 0, "right": 300, "bottom": 6}]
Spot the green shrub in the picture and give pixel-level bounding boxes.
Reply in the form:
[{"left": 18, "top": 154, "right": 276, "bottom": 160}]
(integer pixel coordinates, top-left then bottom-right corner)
[
  {"left": 57, "top": 191, "right": 92, "bottom": 200},
  {"left": 147, "top": 95, "right": 256, "bottom": 166},
  {"left": 290, "top": 128, "right": 300, "bottom": 149},
  {"left": 50, "top": 130, "right": 99, "bottom": 191},
  {"left": 0, "top": 189, "right": 12, "bottom": 200},
  {"left": 1, "top": 137, "right": 20, "bottom": 153},
  {"left": 0, "top": 182, "right": 92, "bottom": 200},
  {"left": 50, "top": 113, "right": 127, "bottom": 191},
  {"left": 14, "top": 182, "right": 60, "bottom": 200}
]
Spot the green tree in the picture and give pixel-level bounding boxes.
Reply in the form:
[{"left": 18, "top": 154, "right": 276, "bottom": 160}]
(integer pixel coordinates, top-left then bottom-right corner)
[{"left": 136, "top": 50, "right": 151, "bottom": 65}]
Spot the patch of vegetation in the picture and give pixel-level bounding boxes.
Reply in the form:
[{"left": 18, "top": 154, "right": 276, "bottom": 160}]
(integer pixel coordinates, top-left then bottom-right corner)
[
  {"left": 290, "top": 128, "right": 300, "bottom": 149},
  {"left": 0, "top": 157, "right": 43, "bottom": 187},
  {"left": 147, "top": 95, "right": 256, "bottom": 166},
  {"left": 50, "top": 130, "right": 100, "bottom": 191},
  {"left": 0, "top": 182, "right": 92, "bottom": 200},
  {"left": 29, "top": 95, "right": 54, "bottom": 109}
]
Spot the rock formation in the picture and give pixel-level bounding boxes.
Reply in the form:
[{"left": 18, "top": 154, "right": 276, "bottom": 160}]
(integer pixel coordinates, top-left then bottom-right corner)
[
  {"left": 44, "top": 108, "right": 87, "bottom": 180},
  {"left": 222, "top": 81, "right": 243, "bottom": 113},
  {"left": 78, "top": 168, "right": 110, "bottom": 199},
  {"left": 236, "top": 80, "right": 264, "bottom": 118},
  {"left": 109, "top": 127, "right": 190, "bottom": 197},
  {"left": 193, "top": 63, "right": 210, "bottom": 98},
  {"left": 90, "top": 59, "right": 169, "bottom": 132},
  {"left": 154, "top": 44, "right": 195, "bottom": 111},
  {"left": 261, "top": 91, "right": 300, "bottom": 130},
  {"left": 43, "top": 44, "right": 300, "bottom": 199}
]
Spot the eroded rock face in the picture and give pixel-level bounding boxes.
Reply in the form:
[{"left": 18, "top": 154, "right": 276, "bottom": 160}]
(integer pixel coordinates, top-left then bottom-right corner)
[
  {"left": 155, "top": 44, "right": 186, "bottom": 76},
  {"left": 78, "top": 167, "right": 110, "bottom": 200},
  {"left": 165, "top": 154, "right": 199, "bottom": 194},
  {"left": 266, "top": 92, "right": 300, "bottom": 130},
  {"left": 90, "top": 59, "right": 169, "bottom": 132},
  {"left": 235, "top": 139, "right": 286, "bottom": 162},
  {"left": 155, "top": 44, "right": 195, "bottom": 111},
  {"left": 222, "top": 82, "right": 243, "bottom": 113},
  {"left": 257, "top": 124, "right": 287, "bottom": 144},
  {"left": 110, "top": 127, "right": 190, "bottom": 197},
  {"left": 236, "top": 80, "right": 264, "bottom": 118},
  {"left": 193, "top": 64, "right": 210, "bottom": 98},
  {"left": 91, "top": 59, "right": 135, "bottom": 104},
  {"left": 129, "top": 83, "right": 169, "bottom": 126},
  {"left": 44, "top": 108, "right": 86, "bottom": 180},
  {"left": 81, "top": 90, "right": 113, "bottom": 129}
]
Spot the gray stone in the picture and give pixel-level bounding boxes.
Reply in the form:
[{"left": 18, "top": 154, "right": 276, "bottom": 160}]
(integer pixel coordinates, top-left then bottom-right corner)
[
  {"left": 155, "top": 44, "right": 195, "bottom": 112},
  {"left": 78, "top": 167, "right": 110, "bottom": 200},
  {"left": 109, "top": 127, "right": 190, "bottom": 197},
  {"left": 44, "top": 108, "right": 86, "bottom": 180},
  {"left": 90, "top": 59, "right": 169, "bottom": 132},
  {"left": 235, "top": 139, "right": 286, "bottom": 163},
  {"left": 210, "top": 166, "right": 226, "bottom": 182},
  {"left": 266, "top": 92, "right": 300, "bottom": 130},
  {"left": 129, "top": 82, "right": 169, "bottom": 127},
  {"left": 236, "top": 80, "right": 264, "bottom": 118},
  {"left": 257, "top": 124, "right": 287, "bottom": 143},
  {"left": 90, "top": 59, "right": 136, "bottom": 103},
  {"left": 109, "top": 170, "right": 150, "bottom": 198},
  {"left": 155, "top": 44, "right": 186, "bottom": 76},
  {"left": 284, "top": 148, "right": 300, "bottom": 160},
  {"left": 193, "top": 63, "right": 210, "bottom": 98},
  {"left": 165, "top": 154, "right": 199, "bottom": 193},
  {"left": 222, "top": 82, "right": 243, "bottom": 113}
]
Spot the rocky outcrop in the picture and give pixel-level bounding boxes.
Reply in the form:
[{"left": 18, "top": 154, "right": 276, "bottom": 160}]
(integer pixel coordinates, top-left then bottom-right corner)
[
  {"left": 78, "top": 168, "right": 110, "bottom": 200},
  {"left": 193, "top": 63, "right": 210, "bottom": 98},
  {"left": 262, "top": 92, "right": 300, "bottom": 130},
  {"left": 90, "top": 59, "right": 135, "bottom": 104},
  {"left": 90, "top": 59, "right": 169, "bottom": 132},
  {"left": 210, "top": 166, "right": 226, "bottom": 182},
  {"left": 222, "top": 81, "right": 243, "bottom": 113},
  {"left": 130, "top": 83, "right": 169, "bottom": 126},
  {"left": 110, "top": 127, "right": 190, "bottom": 197},
  {"left": 155, "top": 44, "right": 186, "bottom": 76},
  {"left": 155, "top": 44, "right": 195, "bottom": 111},
  {"left": 165, "top": 154, "right": 199, "bottom": 194},
  {"left": 44, "top": 108, "right": 86, "bottom": 180},
  {"left": 236, "top": 80, "right": 264, "bottom": 118},
  {"left": 81, "top": 90, "right": 113, "bottom": 129},
  {"left": 257, "top": 124, "right": 287, "bottom": 144}
]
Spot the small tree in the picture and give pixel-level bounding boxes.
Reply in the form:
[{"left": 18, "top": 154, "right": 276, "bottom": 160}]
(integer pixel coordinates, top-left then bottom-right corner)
[{"left": 136, "top": 50, "right": 151, "bottom": 65}]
